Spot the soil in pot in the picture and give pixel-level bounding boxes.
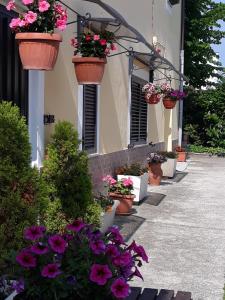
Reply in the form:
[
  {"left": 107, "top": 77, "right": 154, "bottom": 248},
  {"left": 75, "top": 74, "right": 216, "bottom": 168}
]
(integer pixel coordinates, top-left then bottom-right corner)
[
  {"left": 109, "top": 193, "right": 135, "bottom": 215},
  {"left": 72, "top": 57, "right": 106, "bottom": 84},
  {"left": 163, "top": 97, "right": 177, "bottom": 109},
  {"left": 16, "top": 33, "right": 62, "bottom": 70},
  {"left": 148, "top": 163, "right": 163, "bottom": 186}
]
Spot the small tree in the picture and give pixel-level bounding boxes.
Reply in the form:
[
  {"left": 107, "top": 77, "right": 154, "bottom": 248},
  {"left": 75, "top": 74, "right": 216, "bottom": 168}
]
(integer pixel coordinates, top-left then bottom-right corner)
[
  {"left": 0, "top": 101, "right": 48, "bottom": 268},
  {"left": 42, "top": 121, "right": 100, "bottom": 225}
]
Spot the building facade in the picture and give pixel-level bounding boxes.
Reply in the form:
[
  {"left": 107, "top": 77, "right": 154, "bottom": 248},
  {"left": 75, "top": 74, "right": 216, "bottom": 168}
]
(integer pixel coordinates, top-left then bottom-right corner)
[{"left": 1, "top": 0, "right": 182, "bottom": 190}]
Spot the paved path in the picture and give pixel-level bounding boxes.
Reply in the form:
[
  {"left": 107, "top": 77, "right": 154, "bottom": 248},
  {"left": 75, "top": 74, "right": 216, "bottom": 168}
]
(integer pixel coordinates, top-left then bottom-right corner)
[{"left": 130, "top": 154, "right": 225, "bottom": 300}]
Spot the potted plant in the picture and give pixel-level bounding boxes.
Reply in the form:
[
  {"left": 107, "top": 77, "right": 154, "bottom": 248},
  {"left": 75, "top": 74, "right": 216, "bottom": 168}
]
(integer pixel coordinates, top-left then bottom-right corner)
[
  {"left": 163, "top": 89, "right": 186, "bottom": 109},
  {"left": 147, "top": 152, "right": 167, "bottom": 185},
  {"left": 160, "top": 151, "right": 178, "bottom": 178},
  {"left": 142, "top": 83, "right": 163, "bottom": 104},
  {"left": 7, "top": 0, "right": 67, "bottom": 70},
  {"left": 102, "top": 175, "right": 135, "bottom": 215},
  {"left": 175, "top": 146, "right": 187, "bottom": 162},
  {"left": 71, "top": 31, "right": 117, "bottom": 84},
  {"left": 94, "top": 194, "right": 119, "bottom": 233},
  {"left": 4, "top": 222, "right": 148, "bottom": 300},
  {"left": 116, "top": 163, "right": 148, "bottom": 204}
]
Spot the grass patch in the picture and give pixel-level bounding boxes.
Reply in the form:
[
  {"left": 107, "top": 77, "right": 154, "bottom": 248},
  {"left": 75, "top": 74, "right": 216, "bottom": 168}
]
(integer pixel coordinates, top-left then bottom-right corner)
[{"left": 187, "top": 144, "right": 225, "bottom": 155}]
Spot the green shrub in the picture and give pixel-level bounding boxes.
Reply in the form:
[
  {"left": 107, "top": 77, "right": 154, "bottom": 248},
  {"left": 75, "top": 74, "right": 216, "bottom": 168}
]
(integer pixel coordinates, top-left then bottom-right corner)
[
  {"left": 0, "top": 101, "right": 49, "bottom": 268},
  {"left": 188, "top": 144, "right": 225, "bottom": 155},
  {"left": 42, "top": 121, "right": 100, "bottom": 229}
]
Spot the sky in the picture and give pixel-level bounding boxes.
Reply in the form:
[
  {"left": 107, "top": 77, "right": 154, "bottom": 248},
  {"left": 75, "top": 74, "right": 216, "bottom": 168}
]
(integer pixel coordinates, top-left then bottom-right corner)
[{"left": 212, "top": 0, "right": 225, "bottom": 66}]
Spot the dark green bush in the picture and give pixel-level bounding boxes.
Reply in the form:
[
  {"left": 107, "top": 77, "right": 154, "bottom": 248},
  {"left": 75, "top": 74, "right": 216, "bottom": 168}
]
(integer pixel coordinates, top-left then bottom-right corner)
[
  {"left": 0, "top": 101, "right": 48, "bottom": 268},
  {"left": 42, "top": 121, "right": 101, "bottom": 229},
  {"left": 187, "top": 144, "right": 225, "bottom": 155}
]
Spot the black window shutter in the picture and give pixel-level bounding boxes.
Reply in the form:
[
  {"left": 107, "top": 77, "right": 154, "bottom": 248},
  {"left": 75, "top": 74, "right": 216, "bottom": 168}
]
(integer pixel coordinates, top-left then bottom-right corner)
[
  {"left": 83, "top": 85, "right": 97, "bottom": 154},
  {"left": 0, "top": 5, "right": 28, "bottom": 119},
  {"left": 130, "top": 76, "right": 148, "bottom": 144}
]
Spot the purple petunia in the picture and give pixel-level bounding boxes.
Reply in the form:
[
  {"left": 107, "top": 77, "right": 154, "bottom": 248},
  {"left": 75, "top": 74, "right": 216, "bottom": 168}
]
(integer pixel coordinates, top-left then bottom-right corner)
[
  {"left": 113, "top": 252, "right": 132, "bottom": 267},
  {"left": 66, "top": 220, "right": 85, "bottom": 233},
  {"left": 24, "top": 225, "right": 46, "bottom": 241},
  {"left": 41, "top": 263, "right": 61, "bottom": 279},
  {"left": 128, "top": 241, "right": 149, "bottom": 263},
  {"left": 30, "top": 243, "right": 49, "bottom": 255},
  {"left": 90, "top": 264, "right": 112, "bottom": 286},
  {"left": 111, "top": 278, "right": 130, "bottom": 299},
  {"left": 12, "top": 279, "right": 24, "bottom": 293},
  {"left": 90, "top": 239, "right": 106, "bottom": 255},
  {"left": 48, "top": 235, "right": 67, "bottom": 254},
  {"left": 107, "top": 226, "right": 124, "bottom": 244},
  {"left": 106, "top": 244, "right": 120, "bottom": 258},
  {"left": 16, "top": 251, "right": 36, "bottom": 268}
]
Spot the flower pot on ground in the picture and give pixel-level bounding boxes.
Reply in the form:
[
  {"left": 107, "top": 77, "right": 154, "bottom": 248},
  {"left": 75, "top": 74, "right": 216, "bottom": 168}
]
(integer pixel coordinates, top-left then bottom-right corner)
[
  {"left": 102, "top": 176, "right": 135, "bottom": 215},
  {"left": 147, "top": 153, "right": 167, "bottom": 185},
  {"left": 16, "top": 33, "right": 62, "bottom": 70},
  {"left": 175, "top": 146, "right": 187, "bottom": 162},
  {"left": 116, "top": 163, "right": 148, "bottom": 204},
  {"left": 7, "top": 0, "right": 67, "bottom": 70},
  {"left": 71, "top": 31, "right": 116, "bottom": 84},
  {"left": 160, "top": 152, "right": 178, "bottom": 178}
]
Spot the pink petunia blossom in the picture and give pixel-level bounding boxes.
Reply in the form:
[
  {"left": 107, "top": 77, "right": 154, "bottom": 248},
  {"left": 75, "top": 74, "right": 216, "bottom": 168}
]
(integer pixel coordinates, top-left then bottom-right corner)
[
  {"left": 16, "top": 251, "right": 36, "bottom": 268},
  {"left": 93, "top": 34, "right": 100, "bottom": 41},
  {"left": 30, "top": 243, "right": 49, "bottom": 255},
  {"left": 90, "top": 239, "right": 106, "bottom": 255},
  {"left": 111, "top": 278, "right": 130, "bottom": 299},
  {"left": 24, "top": 225, "right": 46, "bottom": 241},
  {"left": 41, "top": 263, "right": 61, "bottom": 278},
  {"left": 9, "top": 18, "right": 21, "bottom": 29},
  {"left": 6, "top": 0, "right": 16, "bottom": 11},
  {"left": 56, "top": 18, "right": 67, "bottom": 31},
  {"left": 38, "top": 1, "right": 50, "bottom": 13},
  {"left": 66, "top": 220, "right": 85, "bottom": 232},
  {"left": 48, "top": 235, "right": 67, "bottom": 254},
  {"left": 90, "top": 264, "right": 112, "bottom": 286},
  {"left": 22, "top": 0, "right": 34, "bottom": 5},
  {"left": 24, "top": 11, "right": 37, "bottom": 24}
]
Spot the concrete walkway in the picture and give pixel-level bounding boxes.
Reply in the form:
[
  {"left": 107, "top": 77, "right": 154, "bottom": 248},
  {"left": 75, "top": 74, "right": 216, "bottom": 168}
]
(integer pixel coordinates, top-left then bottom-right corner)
[{"left": 130, "top": 154, "right": 225, "bottom": 300}]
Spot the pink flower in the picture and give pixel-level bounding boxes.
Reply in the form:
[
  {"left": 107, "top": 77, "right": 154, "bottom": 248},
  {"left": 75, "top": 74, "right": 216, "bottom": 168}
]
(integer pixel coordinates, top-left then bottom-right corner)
[
  {"left": 93, "top": 34, "right": 100, "bottom": 41},
  {"left": 90, "top": 264, "right": 112, "bottom": 286},
  {"left": 9, "top": 18, "right": 21, "bottom": 29},
  {"left": 100, "top": 39, "right": 107, "bottom": 46},
  {"left": 24, "top": 11, "right": 37, "bottom": 24},
  {"left": 122, "top": 177, "right": 133, "bottom": 187},
  {"left": 102, "top": 175, "right": 117, "bottom": 186},
  {"left": 16, "top": 251, "right": 36, "bottom": 268},
  {"left": 54, "top": 3, "right": 64, "bottom": 14},
  {"left": 104, "top": 48, "right": 110, "bottom": 55},
  {"left": 18, "top": 19, "right": 27, "bottom": 27},
  {"left": 24, "top": 225, "right": 45, "bottom": 241},
  {"left": 6, "top": 0, "right": 16, "bottom": 11},
  {"left": 48, "top": 235, "right": 67, "bottom": 254},
  {"left": 22, "top": 0, "right": 33, "bottom": 4},
  {"left": 66, "top": 220, "right": 85, "bottom": 232},
  {"left": 111, "top": 43, "right": 117, "bottom": 51},
  {"left": 71, "top": 38, "right": 78, "bottom": 48},
  {"left": 111, "top": 278, "right": 130, "bottom": 299},
  {"left": 30, "top": 243, "right": 49, "bottom": 255},
  {"left": 41, "top": 263, "right": 61, "bottom": 278},
  {"left": 38, "top": 1, "right": 50, "bottom": 12},
  {"left": 85, "top": 35, "right": 92, "bottom": 41},
  {"left": 90, "top": 239, "right": 106, "bottom": 255},
  {"left": 56, "top": 19, "right": 67, "bottom": 31}
]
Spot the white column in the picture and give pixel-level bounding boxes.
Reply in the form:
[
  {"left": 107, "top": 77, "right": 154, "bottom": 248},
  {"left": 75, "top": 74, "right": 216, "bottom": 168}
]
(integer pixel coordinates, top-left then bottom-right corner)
[{"left": 28, "top": 71, "right": 45, "bottom": 168}]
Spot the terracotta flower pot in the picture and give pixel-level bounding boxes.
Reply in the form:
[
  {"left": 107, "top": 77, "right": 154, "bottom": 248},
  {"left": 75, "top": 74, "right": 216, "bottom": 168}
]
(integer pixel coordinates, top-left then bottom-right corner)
[
  {"left": 72, "top": 57, "right": 106, "bottom": 85},
  {"left": 109, "top": 193, "right": 135, "bottom": 215},
  {"left": 15, "top": 33, "right": 62, "bottom": 70},
  {"left": 176, "top": 151, "right": 187, "bottom": 162},
  {"left": 148, "top": 163, "right": 163, "bottom": 186},
  {"left": 145, "top": 94, "right": 160, "bottom": 104},
  {"left": 163, "top": 97, "right": 177, "bottom": 109}
]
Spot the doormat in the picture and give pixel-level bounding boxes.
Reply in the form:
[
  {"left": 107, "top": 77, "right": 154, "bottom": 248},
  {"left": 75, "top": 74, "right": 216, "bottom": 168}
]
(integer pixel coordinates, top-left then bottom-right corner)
[
  {"left": 114, "top": 215, "right": 145, "bottom": 242},
  {"left": 171, "top": 171, "right": 188, "bottom": 183},
  {"left": 142, "top": 192, "right": 166, "bottom": 206}
]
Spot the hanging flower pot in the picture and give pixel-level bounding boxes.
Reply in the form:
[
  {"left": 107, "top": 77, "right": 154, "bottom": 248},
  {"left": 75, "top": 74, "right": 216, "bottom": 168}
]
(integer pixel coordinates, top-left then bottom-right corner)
[
  {"left": 145, "top": 94, "right": 160, "bottom": 104},
  {"left": 163, "top": 97, "right": 177, "bottom": 109},
  {"left": 71, "top": 31, "right": 116, "bottom": 85},
  {"left": 16, "top": 33, "right": 62, "bottom": 70},
  {"left": 72, "top": 57, "right": 106, "bottom": 85}
]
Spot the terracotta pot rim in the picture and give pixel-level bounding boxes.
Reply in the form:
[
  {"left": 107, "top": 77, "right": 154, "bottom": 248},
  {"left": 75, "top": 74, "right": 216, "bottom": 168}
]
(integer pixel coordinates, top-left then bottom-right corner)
[
  {"left": 163, "top": 97, "right": 177, "bottom": 102},
  {"left": 109, "top": 193, "right": 135, "bottom": 199},
  {"left": 15, "top": 32, "right": 62, "bottom": 42},
  {"left": 72, "top": 56, "right": 106, "bottom": 63}
]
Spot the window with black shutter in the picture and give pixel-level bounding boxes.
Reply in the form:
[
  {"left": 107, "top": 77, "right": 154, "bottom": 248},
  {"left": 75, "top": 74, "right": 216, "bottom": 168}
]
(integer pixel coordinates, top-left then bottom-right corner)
[
  {"left": 130, "top": 76, "right": 148, "bottom": 145},
  {"left": 83, "top": 85, "right": 98, "bottom": 154},
  {"left": 0, "top": 5, "right": 28, "bottom": 119}
]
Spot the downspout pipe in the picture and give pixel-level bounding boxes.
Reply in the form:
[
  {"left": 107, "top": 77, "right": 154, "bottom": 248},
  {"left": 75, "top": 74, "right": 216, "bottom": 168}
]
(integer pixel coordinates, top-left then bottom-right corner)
[{"left": 178, "top": 0, "right": 185, "bottom": 147}]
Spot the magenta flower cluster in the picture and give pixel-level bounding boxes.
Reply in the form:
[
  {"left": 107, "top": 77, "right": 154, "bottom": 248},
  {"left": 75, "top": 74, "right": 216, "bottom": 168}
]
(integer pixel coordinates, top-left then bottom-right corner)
[
  {"left": 12, "top": 221, "right": 148, "bottom": 299},
  {"left": 7, "top": 0, "right": 67, "bottom": 33}
]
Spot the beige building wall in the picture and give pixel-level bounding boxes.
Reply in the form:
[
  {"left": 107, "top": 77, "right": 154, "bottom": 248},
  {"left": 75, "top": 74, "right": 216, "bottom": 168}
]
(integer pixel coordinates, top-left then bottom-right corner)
[{"left": 44, "top": 0, "right": 181, "bottom": 153}]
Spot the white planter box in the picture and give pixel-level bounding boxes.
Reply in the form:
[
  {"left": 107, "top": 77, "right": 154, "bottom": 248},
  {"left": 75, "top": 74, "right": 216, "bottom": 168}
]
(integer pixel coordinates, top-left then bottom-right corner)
[
  {"left": 161, "top": 158, "right": 177, "bottom": 178},
  {"left": 117, "top": 173, "right": 148, "bottom": 204},
  {"left": 100, "top": 200, "right": 119, "bottom": 233}
]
